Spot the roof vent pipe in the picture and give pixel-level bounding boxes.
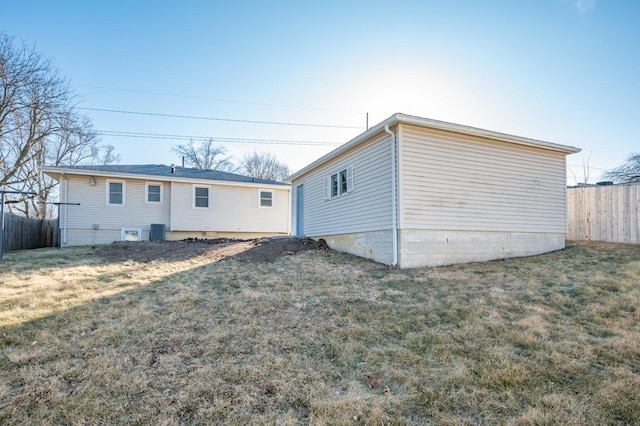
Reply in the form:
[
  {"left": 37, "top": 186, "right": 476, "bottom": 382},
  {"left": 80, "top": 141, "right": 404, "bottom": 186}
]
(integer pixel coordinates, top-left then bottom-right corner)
[{"left": 171, "top": 164, "right": 176, "bottom": 173}]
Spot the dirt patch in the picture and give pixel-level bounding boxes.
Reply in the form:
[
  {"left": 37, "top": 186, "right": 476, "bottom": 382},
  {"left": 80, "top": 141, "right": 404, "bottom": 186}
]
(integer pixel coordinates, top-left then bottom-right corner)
[
  {"left": 230, "top": 237, "right": 330, "bottom": 263},
  {"left": 95, "top": 237, "right": 330, "bottom": 263}
]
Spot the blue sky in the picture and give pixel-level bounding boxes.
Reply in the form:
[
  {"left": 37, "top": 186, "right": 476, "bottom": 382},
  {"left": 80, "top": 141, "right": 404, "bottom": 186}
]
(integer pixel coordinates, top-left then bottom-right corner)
[{"left": 4, "top": 0, "right": 639, "bottom": 183}]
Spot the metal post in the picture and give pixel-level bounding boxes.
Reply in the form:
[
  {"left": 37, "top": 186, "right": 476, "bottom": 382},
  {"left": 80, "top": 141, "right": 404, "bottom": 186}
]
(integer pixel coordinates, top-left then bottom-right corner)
[{"left": 0, "top": 192, "right": 5, "bottom": 261}]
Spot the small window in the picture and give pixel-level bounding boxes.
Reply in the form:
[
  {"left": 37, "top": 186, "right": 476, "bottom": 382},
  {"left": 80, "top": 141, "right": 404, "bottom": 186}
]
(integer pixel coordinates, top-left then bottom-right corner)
[
  {"left": 146, "top": 183, "right": 162, "bottom": 204},
  {"left": 121, "top": 228, "right": 141, "bottom": 241},
  {"left": 259, "top": 190, "right": 273, "bottom": 207},
  {"left": 331, "top": 174, "right": 339, "bottom": 198},
  {"left": 340, "top": 169, "right": 348, "bottom": 195},
  {"left": 326, "top": 166, "right": 353, "bottom": 199},
  {"left": 107, "top": 181, "right": 125, "bottom": 205},
  {"left": 194, "top": 186, "right": 210, "bottom": 208}
]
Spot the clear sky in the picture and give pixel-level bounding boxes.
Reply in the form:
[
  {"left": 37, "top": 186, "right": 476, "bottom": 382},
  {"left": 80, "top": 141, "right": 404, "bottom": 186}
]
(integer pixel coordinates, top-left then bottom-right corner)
[{"left": 3, "top": 0, "right": 639, "bottom": 184}]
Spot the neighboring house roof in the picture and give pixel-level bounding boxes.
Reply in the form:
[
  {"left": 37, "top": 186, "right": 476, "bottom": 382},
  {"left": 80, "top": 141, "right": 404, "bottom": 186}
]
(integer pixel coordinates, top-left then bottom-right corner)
[
  {"left": 289, "top": 113, "right": 581, "bottom": 180},
  {"left": 42, "top": 164, "right": 290, "bottom": 187}
]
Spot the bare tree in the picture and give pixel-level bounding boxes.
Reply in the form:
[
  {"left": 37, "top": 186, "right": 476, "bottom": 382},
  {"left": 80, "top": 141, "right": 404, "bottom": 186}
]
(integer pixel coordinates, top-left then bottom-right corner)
[
  {"left": 172, "top": 139, "right": 236, "bottom": 171},
  {"left": 240, "top": 151, "right": 290, "bottom": 182},
  {"left": 90, "top": 144, "right": 121, "bottom": 166},
  {"left": 569, "top": 152, "right": 593, "bottom": 186},
  {"left": 0, "top": 33, "right": 112, "bottom": 218},
  {"left": 602, "top": 152, "right": 640, "bottom": 183}
]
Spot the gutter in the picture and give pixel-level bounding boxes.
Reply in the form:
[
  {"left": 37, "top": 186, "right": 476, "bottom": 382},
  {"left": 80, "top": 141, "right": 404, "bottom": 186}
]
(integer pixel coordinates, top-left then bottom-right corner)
[
  {"left": 384, "top": 125, "right": 399, "bottom": 267},
  {"left": 40, "top": 167, "right": 289, "bottom": 190},
  {"left": 288, "top": 113, "right": 580, "bottom": 181}
]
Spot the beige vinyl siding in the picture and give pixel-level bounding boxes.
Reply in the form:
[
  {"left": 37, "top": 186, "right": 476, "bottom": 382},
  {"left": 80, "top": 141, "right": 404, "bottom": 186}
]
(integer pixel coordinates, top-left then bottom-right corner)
[
  {"left": 61, "top": 175, "right": 170, "bottom": 231},
  {"left": 298, "top": 133, "right": 394, "bottom": 237},
  {"left": 170, "top": 183, "right": 289, "bottom": 233},
  {"left": 399, "top": 124, "right": 568, "bottom": 233}
]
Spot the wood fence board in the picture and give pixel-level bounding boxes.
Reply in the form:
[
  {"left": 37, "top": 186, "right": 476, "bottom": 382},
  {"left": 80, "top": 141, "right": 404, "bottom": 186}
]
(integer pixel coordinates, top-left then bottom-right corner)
[
  {"left": 567, "top": 184, "right": 640, "bottom": 244},
  {"left": 2, "top": 213, "right": 58, "bottom": 252}
]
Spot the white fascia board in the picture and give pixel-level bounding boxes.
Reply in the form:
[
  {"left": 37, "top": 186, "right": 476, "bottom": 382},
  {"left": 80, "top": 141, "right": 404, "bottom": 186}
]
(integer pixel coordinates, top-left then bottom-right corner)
[
  {"left": 288, "top": 114, "right": 398, "bottom": 181},
  {"left": 395, "top": 113, "right": 582, "bottom": 155},
  {"left": 40, "top": 167, "right": 291, "bottom": 191},
  {"left": 288, "top": 113, "right": 581, "bottom": 181}
]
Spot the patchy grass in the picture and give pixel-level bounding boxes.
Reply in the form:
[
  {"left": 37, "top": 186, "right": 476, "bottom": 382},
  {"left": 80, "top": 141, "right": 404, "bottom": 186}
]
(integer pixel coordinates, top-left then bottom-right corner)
[{"left": 1, "top": 241, "right": 639, "bottom": 424}]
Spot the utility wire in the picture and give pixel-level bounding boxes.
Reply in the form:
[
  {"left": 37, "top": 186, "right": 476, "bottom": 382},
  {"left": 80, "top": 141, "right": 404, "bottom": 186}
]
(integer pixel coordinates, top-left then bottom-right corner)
[
  {"left": 80, "top": 107, "right": 363, "bottom": 129},
  {"left": 96, "top": 130, "right": 343, "bottom": 146},
  {"left": 76, "top": 84, "right": 365, "bottom": 115},
  {"left": 567, "top": 163, "right": 609, "bottom": 171}
]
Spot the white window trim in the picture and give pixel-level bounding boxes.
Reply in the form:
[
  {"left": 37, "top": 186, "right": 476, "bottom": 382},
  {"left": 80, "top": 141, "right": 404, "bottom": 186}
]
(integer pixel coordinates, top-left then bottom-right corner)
[
  {"left": 193, "top": 184, "right": 211, "bottom": 209},
  {"left": 258, "top": 189, "right": 274, "bottom": 208},
  {"left": 324, "top": 165, "right": 353, "bottom": 200},
  {"left": 121, "top": 227, "right": 142, "bottom": 241},
  {"left": 106, "top": 180, "right": 126, "bottom": 206},
  {"left": 145, "top": 182, "right": 163, "bottom": 204}
]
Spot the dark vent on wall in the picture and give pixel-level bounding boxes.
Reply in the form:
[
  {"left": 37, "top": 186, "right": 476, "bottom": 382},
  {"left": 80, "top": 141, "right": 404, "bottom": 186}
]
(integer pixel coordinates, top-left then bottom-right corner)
[{"left": 150, "top": 224, "right": 166, "bottom": 241}]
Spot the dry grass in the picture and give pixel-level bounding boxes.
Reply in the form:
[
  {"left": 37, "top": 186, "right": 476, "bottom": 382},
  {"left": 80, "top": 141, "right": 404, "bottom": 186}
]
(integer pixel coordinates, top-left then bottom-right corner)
[{"left": 1, "top": 241, "right": 639, "bottom": 424}]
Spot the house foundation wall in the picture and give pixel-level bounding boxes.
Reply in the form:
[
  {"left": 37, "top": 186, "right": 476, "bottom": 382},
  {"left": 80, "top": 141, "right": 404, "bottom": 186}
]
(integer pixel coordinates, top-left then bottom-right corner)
[
  {"left": 316, "top": 230, "right": 394, "bottom": 265},
  {"left": 166, "top": 231, "right": 288, "bottom": 241},
  {"left": 61, "top": 228, "right": 288, "bottom": 246},
  {"left": 398, "top": 229, "right": 566, "bottom": 268}
]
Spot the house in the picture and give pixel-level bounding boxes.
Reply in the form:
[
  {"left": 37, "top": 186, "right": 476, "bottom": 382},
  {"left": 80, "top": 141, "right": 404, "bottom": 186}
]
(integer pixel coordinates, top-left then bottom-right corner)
[
  {"left": 41, "top": 164, "right": 290, "bottom": 246},
  {"left": 289, "top": 113, "right": 580, "bottom": 268}
]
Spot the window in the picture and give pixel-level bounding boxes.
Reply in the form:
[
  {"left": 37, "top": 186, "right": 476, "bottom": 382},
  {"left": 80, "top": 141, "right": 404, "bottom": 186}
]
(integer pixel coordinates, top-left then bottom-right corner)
[
  {"left": 121, "top": 228, "right": 141, "bottom": 241},
  {"left": 259, "top": 190, "right": 273, "bottom": 207},
  {"left": 331, "top": 174, "right": 339, "bottom": 198},
  {"left": 107, "top": 181, "right": 125, "bottom": 205},
  {"left": 339, "top": 169, "right": 348, "bottom": 194},
  {"left": 325, "top": 165, "right": 353, "bottom": 199},
  {"left": 146, "top": 183, "right": 162, "bottom": 204},
  {"left": 194, "top": 186, "right": 210, "bottom": 208}
]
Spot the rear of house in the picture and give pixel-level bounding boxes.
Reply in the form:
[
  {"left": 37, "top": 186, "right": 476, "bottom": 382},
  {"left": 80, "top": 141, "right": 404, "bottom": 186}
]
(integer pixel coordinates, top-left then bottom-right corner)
[
  {"left": 42, "top": 165, "right": 290, "bottom": 246},
  {"left": 290, "top": 113, "right": 580, "bottom": 268}
]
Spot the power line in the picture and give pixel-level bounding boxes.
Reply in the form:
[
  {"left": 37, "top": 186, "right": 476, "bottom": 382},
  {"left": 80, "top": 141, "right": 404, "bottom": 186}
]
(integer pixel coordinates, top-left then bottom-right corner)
[
  {"left": 80, "top": 107, "right": 364, "bottom": 129},
  {"left": 75, "top": 84, "right": 365, "bottom": 115},
  {"left": 96, "top": 130, "right": 343, "bottom": 146},
  {"left": 567, "top": 163, "right": 609, "bottom": 171}
]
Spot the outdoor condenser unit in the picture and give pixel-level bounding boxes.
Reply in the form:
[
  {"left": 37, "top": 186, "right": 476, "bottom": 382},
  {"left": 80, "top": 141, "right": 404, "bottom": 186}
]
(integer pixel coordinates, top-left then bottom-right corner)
[{"left": 149, "top": 224, "right": 166, "bottom": 241}]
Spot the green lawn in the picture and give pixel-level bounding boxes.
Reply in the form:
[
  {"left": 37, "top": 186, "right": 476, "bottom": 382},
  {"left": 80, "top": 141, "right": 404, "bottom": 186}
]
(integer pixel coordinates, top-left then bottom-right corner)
[{"left": 1, "top": 241, "right": 639, "bottom": 424}]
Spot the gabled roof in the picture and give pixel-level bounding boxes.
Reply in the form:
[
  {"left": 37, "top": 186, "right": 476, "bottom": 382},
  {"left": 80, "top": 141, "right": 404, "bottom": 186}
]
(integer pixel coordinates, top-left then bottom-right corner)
[
  {"left": 42, "top": 164, "right": 289, "bottom": 187},
  {"left": 289, "top": 113, "right": 581, "bottom": 180}
]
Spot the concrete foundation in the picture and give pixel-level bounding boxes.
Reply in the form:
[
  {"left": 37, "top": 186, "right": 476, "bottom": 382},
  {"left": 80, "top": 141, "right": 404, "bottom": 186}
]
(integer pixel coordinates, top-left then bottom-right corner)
[
  {"left": 319, "top": 230, "right": 394, "bottom": 265},
  {"left": 398, "top": 229, "right": 566, "bottom": 268},
  {"left": 317, "top": 229, "right": 565, "bottom": 269},
  {"left": 61, "top": 228, "right": 288, "bottom": 247}
]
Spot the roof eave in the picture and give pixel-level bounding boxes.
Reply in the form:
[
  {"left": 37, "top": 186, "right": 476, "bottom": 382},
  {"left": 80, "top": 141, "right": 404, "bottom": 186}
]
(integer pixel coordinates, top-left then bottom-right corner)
[
  {"left": 288, "top": 113, "right": 581, "bottom": 181},
  {"left": 41, "top": 167, "right": 291, "bottom": 190},
  {"left": 288, "top": 114, "right": 400, "bottom": 180}
]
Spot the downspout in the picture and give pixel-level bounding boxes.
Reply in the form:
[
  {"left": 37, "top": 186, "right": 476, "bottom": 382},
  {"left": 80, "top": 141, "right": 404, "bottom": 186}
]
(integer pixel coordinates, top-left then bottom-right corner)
[
  {"left": 384, "top": 125, "right": 398, "bottom": 267},
  {"left": 63, "top": 174, "right": 68, "bottom": 245},
  {"left": 287, "top": 186, "right": 292, "bottom": 236}
]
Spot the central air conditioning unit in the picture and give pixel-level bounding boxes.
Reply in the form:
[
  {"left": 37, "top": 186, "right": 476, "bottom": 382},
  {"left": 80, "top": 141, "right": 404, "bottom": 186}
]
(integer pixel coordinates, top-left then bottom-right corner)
[{"left": 149, "top": 224, "right": 166, "bottom": 241}]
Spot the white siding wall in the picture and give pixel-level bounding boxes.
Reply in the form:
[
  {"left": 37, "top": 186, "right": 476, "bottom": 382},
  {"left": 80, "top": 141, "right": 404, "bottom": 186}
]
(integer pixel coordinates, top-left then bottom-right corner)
[
  {"left": 170, "top": 182, "right": 289, "bottom": 233},
  {"left": 293, "top": 133, "right": 394, "bottom": 237},
  {"left": 61, "top": 175, "right": 170, "bottom": 238},
  {"left": 399, "top": 125, "right": 568, "bottom": 233}
]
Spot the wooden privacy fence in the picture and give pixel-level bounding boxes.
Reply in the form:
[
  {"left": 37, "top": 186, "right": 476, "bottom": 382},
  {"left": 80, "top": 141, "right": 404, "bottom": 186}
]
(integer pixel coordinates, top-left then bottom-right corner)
[
  {"left": 567, "top": 184, "right": 640, "bottom": 244},
  {"left": 2, "top": 213, "right": 58, "bottom": 252}
]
